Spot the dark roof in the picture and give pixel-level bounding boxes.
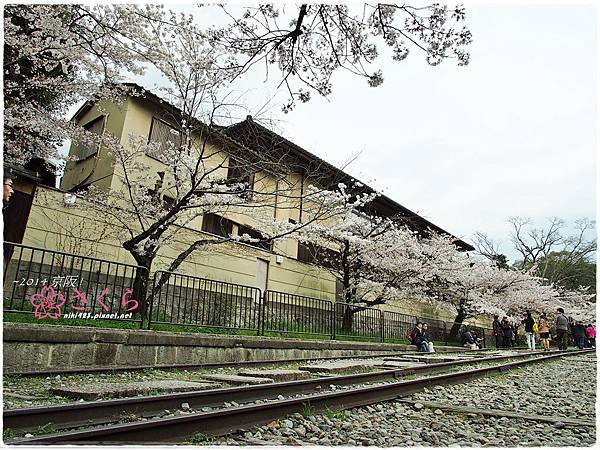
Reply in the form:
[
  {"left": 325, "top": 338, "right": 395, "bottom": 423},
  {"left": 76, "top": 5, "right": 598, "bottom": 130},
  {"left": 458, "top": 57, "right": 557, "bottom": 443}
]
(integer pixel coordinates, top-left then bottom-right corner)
[
  {"left": 224, "top": 117, "right": 474, "bottom": 251},
  {"left": 4, "top": 159, "right": 58, "bottom": 188},
  {"left": 71, "top": 83, "right": 473, "bottom": 251}
]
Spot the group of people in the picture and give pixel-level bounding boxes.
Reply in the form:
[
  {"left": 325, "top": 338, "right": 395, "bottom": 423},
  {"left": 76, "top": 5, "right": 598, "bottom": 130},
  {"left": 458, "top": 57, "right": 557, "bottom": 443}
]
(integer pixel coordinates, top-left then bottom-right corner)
[
  {"left": 491, "top": 315, "right": 521, "bottom": 349},
  {"left": 492, "top": 308, "right": 596, "bottom": 351},
  {"left": 407, "top": 322, "right": 434, "bottom": 353}
]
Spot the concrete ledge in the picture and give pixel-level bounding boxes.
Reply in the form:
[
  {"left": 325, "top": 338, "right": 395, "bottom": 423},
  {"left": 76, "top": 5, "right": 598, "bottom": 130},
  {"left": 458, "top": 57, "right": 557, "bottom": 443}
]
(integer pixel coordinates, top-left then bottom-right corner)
[
  {"left": 2, "top": 323, "right": 461, "bottom": 373},
  {"left": 3, "top": 324, "right": 411, "bottom": 350}
]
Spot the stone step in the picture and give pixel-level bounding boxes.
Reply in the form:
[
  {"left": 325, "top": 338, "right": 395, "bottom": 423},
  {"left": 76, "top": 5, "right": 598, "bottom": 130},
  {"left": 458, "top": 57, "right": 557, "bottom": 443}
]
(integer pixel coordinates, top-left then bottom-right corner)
[
  {"left": 378, "top": 360, "right": 427, "bottom": 368},
  {"left": 298, "top": 359, "right": 384, "bottom": 373},
  {"left": 384, "top": 355, "right": 473, "bottom": 364},
  {"left": 237, "top": 369, "right": 311, "bottom": 382},
  {"left": 200, "top": 374, "right": 274, "bottom": 385},
  {"left": 50, "top": 380, "right": 220, "bottom": 401}
]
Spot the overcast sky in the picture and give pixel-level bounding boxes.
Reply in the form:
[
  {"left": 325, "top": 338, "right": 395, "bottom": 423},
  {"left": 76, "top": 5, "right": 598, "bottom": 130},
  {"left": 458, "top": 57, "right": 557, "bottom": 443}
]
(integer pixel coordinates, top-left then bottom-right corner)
[
  {"left": 67, "top": 2, "right": 596, "bottom": 262},
  {"left": 218, "top": 2, "right": 597, "bottom": 261}
]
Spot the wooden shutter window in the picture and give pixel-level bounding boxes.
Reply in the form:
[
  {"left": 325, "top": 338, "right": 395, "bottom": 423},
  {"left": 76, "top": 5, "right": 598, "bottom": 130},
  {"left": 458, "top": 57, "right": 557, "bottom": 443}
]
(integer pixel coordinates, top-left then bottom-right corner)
[
  {"left": 201, "top": 213, "right": 233, "bottom": 237},
  {"left": 78, "top": 116, "right": 105, "bottom": 161},
  {"left": 148, "top": 117, "right": 181, "bottom": 160}
]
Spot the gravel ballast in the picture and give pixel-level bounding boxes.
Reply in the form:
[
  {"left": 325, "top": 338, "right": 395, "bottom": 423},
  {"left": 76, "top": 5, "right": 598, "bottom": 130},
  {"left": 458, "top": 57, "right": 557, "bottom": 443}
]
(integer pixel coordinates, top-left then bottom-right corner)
[{"left": 208, "top": 353, "right": 596, "bottom": 446}]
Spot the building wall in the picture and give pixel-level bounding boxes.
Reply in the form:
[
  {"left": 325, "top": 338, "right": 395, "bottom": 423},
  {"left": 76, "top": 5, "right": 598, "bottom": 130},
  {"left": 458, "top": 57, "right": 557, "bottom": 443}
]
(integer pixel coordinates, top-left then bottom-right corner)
[
  {"left": 22, "top": 187, "right": 338, "bottom": 300},
  {"left": 61, "top": 99, "right": 128, "bottom": 192},
  {"left": 51, "top": 95, "right": 489, "bottom": 328},
  {"left": 20, "top": 187, "right": 494, "bottom": 328}
]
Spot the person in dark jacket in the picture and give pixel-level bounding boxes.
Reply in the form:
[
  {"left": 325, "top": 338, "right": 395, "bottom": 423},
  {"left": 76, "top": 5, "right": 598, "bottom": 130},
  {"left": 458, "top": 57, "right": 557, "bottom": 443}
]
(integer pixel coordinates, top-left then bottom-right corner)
[
  {"left": 522, "top": 312, "right": 535, "bottom": 350},
  {"left": 492, "top": 315, "right": 503, "bottom": 349},
  {"left": 410, "top": 322, "right": 429, "bottom": 352},
  {"left": 462, "top": 328, "right": 477, "bottom": 350},
  {"left": 573, "top": 321, "right": 587, "bottom": 349},
  {"left": 421, "top": 323, "right": 433, "bottom": 353},
  {"left": 555, "top": 308, "right": 569, "bottom": 350},
  {"left": 501, "top": 317, "right": 512, "bottom": 348}
]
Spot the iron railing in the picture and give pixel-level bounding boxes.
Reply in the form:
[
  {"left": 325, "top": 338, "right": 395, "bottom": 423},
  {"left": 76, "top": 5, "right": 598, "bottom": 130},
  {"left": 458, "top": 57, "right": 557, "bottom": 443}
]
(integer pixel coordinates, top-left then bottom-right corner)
[
  {"left": 333, "top": 302, "right": 383, "bottom": 342},
  {"left": 148, "top": 270, "right": 262, "bottom": 333},
  {"left": 3, "top": 242, "right": 146, "bottom": 324},
  {"left": 262, "top": 290, "right": 333, "bottom": 337},
  {"left": 3, "top": 242, "right": 496, "bottom": 347}
]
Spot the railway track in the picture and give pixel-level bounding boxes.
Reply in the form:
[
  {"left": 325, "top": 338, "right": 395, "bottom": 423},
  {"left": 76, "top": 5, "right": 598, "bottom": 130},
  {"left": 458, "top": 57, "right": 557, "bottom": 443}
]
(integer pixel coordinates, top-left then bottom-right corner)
[{"left": 6, "top": 349, "right": 592, "bottom": 444}]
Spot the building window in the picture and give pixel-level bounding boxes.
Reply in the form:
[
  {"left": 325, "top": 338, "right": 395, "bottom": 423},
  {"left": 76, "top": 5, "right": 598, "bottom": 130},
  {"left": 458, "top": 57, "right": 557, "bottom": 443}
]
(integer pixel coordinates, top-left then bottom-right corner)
[
  {"left": 147, "top": 189, "right": 176, "bottom": 209},
  {"left": 237, "top": 224, "right": 272, "bottom": 251},
  {"left": 148, "top": 117, "right": 182, "bottom": 161},
  {"left": 297, "top": 242, "right": 340, "bottom": 269},
  {"left": 201, "top": 213, "right": 233, "bottom": 238},
  {"left": 78, "top": 116, "right": 105, "bottom": 161},
  {"left": 227, "top": 156, "right": 255, "bottom": 198}
]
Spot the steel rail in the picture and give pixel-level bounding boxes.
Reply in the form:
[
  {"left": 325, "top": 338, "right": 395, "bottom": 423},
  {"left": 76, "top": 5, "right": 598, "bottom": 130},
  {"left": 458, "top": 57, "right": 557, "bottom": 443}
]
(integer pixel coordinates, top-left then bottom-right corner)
[
  {"left": 4, "top": 349, "right": 546, "bottom": 432},
  {"left": 10, "top": 349, "right": 593, "bottom": 444},
  {"left": 6, "top": 349, "right": 589, "bottom": 442}
]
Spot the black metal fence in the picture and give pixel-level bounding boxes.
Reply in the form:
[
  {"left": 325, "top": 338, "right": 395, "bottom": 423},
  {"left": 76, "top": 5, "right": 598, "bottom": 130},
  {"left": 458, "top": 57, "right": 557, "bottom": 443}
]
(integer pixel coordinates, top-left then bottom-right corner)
[
  {"left": 262, "top": 290, "right": 332, "bottom": 337},
  {"left": 3, "top": 242, "right": 496, "bottom": 347},
  {"left": 3, "top": 242, "right": 146, "bottom": 324},
  {"left": 334, "top": 302, "right": 383, "bottom": 341},
  {"left": 148, "top": 270, "right": 262, "bottom": 333}
]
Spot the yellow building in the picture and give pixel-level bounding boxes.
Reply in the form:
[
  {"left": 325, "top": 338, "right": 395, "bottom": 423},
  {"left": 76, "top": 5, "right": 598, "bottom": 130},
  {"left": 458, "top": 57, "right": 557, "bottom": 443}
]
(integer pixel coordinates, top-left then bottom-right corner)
[{"left": 18, "top": 84, "right": 473, "bottom": 321}]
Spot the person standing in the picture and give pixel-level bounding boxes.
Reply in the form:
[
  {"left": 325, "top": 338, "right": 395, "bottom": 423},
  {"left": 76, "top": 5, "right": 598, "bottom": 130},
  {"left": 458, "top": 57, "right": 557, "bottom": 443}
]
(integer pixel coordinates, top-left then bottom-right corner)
[
  {"left": 492, "top": 315, "right": 503, "bottom": 349},
  {"left": 501, "top": 316, "right": 512, "bottom": 348},
  {"left": 586, "top": 324, "right": 596, "bottom": 348},
  {"left": 538, "top": 313, "right": 551, "bottom": 351},
  {"left": 555, "top": 308, "right": 569, "bottom": 350},
  {"left": 511, "top": 322, "right": 518, "bottom": 347},
  {"left": 522, "top": 312, "right": 535, "bottom": 350},
  {"left": 573, "top": 321, "right": 587, "bottom": 349}
]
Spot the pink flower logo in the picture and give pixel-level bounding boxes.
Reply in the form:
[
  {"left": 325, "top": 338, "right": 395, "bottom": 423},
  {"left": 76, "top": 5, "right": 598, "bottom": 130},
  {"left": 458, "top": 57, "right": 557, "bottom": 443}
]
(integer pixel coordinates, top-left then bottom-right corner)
[{"left": 30, "top": 286, "right": 66, "bottom": 319}]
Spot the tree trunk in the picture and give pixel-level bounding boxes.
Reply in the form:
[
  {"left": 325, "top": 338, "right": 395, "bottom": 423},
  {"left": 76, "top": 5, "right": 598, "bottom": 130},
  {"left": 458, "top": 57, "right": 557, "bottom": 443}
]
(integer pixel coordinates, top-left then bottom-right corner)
[
  {"left": 341, "top": 304, "right": 354, "bottom": 334},
  {"left": 130, "top": 254, "right": 153, "bottom": 324},
  {"left": 446, "top": 311, "right": 466, "bottom": 343}
]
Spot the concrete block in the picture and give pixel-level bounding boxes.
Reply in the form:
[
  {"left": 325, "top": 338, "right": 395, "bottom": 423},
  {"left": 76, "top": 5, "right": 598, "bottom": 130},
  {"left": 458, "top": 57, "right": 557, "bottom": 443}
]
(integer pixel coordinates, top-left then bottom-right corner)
[
  {"left": 50, "top": 380, "right": 220, "bottom": 401},
  {"left": 156, "top": 346, "right": 177, "bottom": 365},
  {"left": 3, "top": 342, "right": 50, "bottom": 371},
  {"left": 299, "top": 359, "right": 382, "bottom": 374},
  {"left": 205, "top": 347, "right": 225, "bottom": 364},
  {"left": 115, "top": 345, "right": 141, "bottom": 366},
  {"left": 47, "top": 344, "right": 72, "bottom": 368},
  {"left": 94, "top": 343, "right": 119, "bottom": 365},
  {"left": 238, "top": 369, "right": 311, "bottom": 382},
  {"left": 70, "top": 344, "right": 97, "bottom": 367},
  {"left": 92, "top": 329, "right": 128, "bottom": 344},
  {"left": 189, "top": 347, "right": 208, "bottom": 364},
  {"left": 201, "top": 374, "right": 274, "bottom": 385},
  {"left": 175, "top": 346, "right": 196, "bottom": 365},
  {"left": 134, "top": 345, "right": 158, "bottom": 366}
]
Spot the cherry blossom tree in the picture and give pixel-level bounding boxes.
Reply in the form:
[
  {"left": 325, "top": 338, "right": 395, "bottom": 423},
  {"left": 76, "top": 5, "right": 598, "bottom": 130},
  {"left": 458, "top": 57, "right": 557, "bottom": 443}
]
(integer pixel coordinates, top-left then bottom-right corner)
[
  {"left": 4, "top": 3, "right": 472, "bottom": 162},
  {"left": 63, "top": 22, "right": 377, "bottom": 319},
  {"left": 213, "top": 3, "right": 472, "bottom": 111},
  {"left": 3, "top": 4, "right": 184, "bottom": 163}
]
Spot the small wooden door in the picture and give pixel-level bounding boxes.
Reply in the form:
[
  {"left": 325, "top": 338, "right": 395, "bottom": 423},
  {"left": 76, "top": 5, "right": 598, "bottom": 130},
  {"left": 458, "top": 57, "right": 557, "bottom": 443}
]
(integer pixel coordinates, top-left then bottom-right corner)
[{"left": 256, "top": 258, "right": 269, "bottom": 295}]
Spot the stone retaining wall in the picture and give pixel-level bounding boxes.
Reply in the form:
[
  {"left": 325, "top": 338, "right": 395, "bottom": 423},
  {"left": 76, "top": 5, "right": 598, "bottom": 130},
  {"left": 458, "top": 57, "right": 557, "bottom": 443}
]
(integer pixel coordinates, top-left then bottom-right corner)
[{"left": 2, "top": 324, "right": 466, "bottom": 374}]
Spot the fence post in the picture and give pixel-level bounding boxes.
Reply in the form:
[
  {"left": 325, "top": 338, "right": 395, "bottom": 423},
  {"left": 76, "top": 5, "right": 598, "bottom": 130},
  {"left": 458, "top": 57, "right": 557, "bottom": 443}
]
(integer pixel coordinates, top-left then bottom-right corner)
[
  {"left": 331, "top": 302, "right": 336, "bottom": 340},
  {"left": 258, "top": 290, "right": 265, "bottom": 336},
  {"left": 379, "top": 311, "right": 384, "bottom": 343},
  {"left": 146, "top": 270, "right": 155, "bottom": 330},
  {"left": 482, "top": 328, "right": 486, "bottom": 348}
]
